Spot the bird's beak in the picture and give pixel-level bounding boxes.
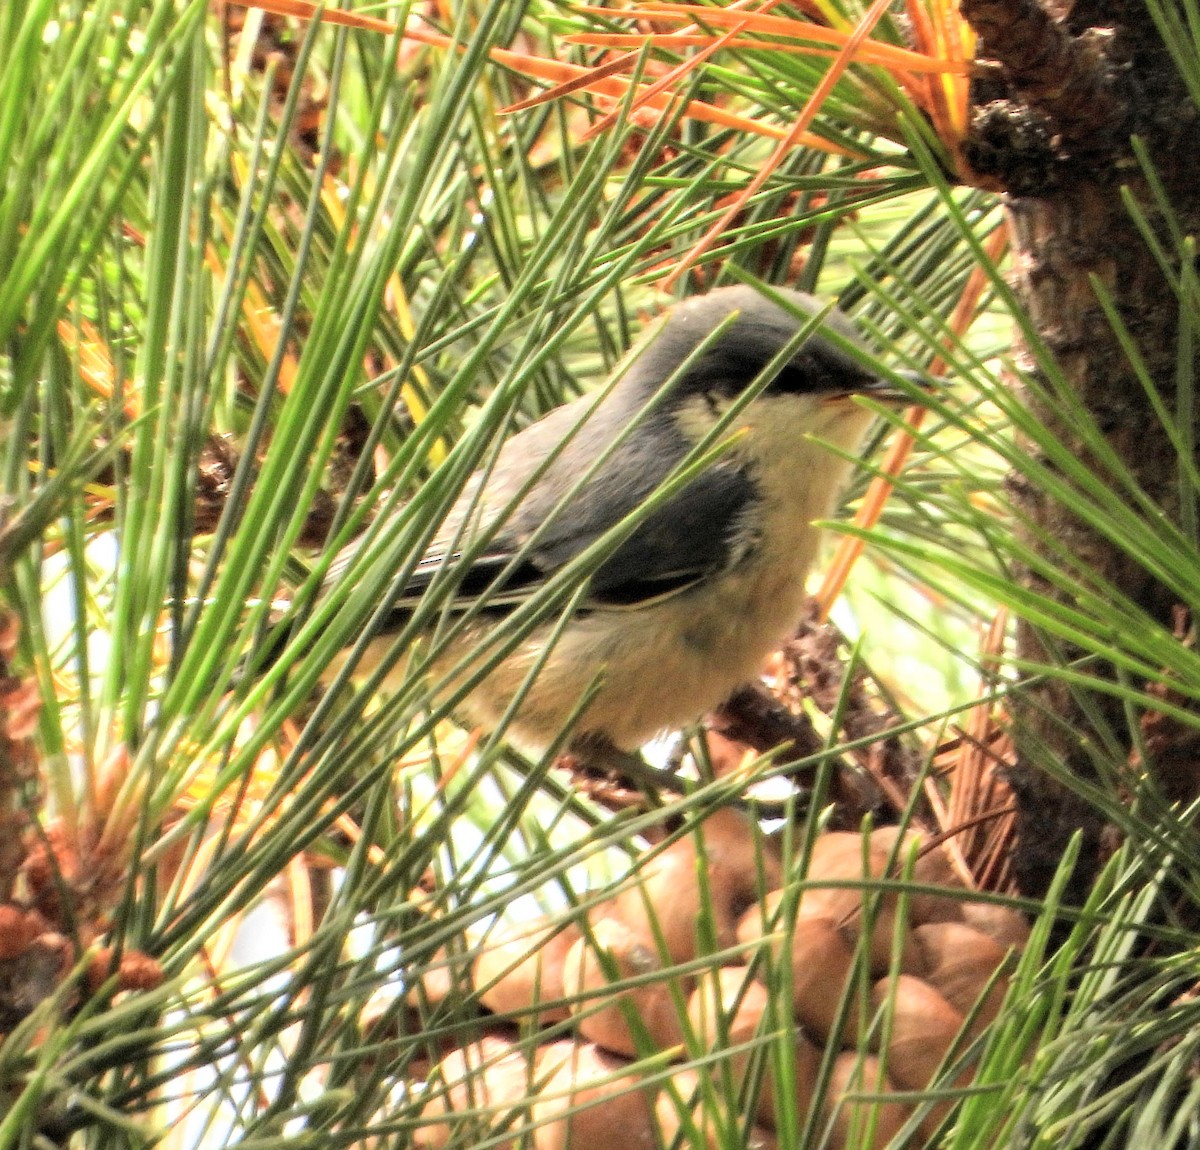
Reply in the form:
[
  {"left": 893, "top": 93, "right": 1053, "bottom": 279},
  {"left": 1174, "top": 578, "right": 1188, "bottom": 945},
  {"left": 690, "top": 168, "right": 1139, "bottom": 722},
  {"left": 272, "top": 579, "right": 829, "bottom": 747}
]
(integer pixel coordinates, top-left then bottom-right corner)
[{"left": 826, "top": 369, "right": 934, "bottom": 406}]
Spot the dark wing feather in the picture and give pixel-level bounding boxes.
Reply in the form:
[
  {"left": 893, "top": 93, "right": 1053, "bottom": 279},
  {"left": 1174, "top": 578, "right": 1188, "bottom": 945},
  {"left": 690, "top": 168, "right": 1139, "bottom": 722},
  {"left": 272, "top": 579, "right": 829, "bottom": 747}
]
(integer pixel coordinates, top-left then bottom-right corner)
[
  {"left": 375, "top": 464, "right": 756, "bottom": 616},
  {"left": 326, "top": 418, "right": 756, "bottom": 625},
  {"left": 532, "top": 462, "right": 756, "bottom": 607}
]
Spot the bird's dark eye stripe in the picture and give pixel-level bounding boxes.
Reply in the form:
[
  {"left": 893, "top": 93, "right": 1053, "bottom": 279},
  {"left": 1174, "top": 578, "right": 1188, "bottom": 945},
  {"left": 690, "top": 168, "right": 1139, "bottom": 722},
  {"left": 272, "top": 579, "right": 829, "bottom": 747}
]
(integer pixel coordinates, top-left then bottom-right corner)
[
  {"left": 770, "top": 364, "right": 818, "bottom": 393},
  {"left": 771, "top": 361, "right": 875, "bottom": 395}
]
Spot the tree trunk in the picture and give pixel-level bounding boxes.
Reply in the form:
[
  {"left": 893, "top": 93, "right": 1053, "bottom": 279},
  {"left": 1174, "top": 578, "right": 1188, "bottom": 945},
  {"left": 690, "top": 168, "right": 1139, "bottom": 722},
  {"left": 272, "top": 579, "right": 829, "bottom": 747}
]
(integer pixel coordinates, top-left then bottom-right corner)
[{"left": 959, "top": 0, "right": 1200, "bottom": 899}]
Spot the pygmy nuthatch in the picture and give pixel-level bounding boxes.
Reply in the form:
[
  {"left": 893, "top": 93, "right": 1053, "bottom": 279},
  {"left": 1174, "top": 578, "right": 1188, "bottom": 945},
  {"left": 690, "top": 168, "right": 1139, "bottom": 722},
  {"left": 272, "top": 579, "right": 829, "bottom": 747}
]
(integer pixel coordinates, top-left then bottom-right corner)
[{"left": 305, "top": 285, "right": 920, "bottom": 753}]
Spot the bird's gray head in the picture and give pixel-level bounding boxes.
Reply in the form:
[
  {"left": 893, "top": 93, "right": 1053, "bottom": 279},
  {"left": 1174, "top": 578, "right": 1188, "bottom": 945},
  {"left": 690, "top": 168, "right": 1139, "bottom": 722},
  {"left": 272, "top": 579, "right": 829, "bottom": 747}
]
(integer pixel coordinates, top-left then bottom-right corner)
[{"left": 623, "top": 283, "right": 884, "bottom": 404}]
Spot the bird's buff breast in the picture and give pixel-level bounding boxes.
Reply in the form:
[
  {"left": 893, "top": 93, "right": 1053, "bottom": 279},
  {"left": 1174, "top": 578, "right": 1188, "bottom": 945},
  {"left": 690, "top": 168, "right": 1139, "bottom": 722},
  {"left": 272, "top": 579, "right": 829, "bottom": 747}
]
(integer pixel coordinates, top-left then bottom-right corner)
[
  {"left": 441, "top": 547, "right": 816, "bottom": 752},
  {"left": 435, "top": 420, "right": 870, "bottom": 751}
]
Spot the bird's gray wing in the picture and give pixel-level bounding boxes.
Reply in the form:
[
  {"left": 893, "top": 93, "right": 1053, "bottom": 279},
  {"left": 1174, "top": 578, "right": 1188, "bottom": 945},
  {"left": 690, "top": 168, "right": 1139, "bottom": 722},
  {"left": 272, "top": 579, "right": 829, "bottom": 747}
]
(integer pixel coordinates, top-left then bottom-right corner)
[
  {"left": 531, "top": 460, "right": 758, "bottom": 608},
  {"left": 317, "top": 398, "right": 596, "bottom": 600},
  {"left": 326, "top": 412, "right": 757, "bottom": 623},
  {"left": 386, "top": 464, "right": 756, "bottom": 616}
]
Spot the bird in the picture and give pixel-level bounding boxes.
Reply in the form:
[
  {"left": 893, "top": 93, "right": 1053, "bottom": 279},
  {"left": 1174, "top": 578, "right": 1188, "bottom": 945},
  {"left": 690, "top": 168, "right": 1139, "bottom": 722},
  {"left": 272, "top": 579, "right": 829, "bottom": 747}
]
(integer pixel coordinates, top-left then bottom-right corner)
[{"left": 275, "top": 284, "right": 922, "bottom": 758}]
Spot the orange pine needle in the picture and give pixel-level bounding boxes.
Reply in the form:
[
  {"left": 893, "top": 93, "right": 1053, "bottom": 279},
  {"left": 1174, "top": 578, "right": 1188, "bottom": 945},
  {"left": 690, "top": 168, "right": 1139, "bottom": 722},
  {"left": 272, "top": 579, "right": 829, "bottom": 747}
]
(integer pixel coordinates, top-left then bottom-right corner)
[
  {"left": 572, "top": 2, "right": 836, "bottom": 29},
  {"left": 575, "top": 1, "right": 806, "bottom": 142},
  {"left": 488, "top": 37, "right": 854, "bottom": 152},
  {"left": 226, "top": 0, "right": 397, "bottom": 35},
  {"left": 570, "top": 5, "right": 967, "bottom": 75},
  {"left": 814, "top": 405, "right": 928, "bottom": 620},
  {"left": 544, "top": 0, "right": 789, "bottom": 123},
  {"left": 665, "top": 0, "right": 894, "bottom": 289},
  {"left": 286, "top": 854, "right": 315, "bottom": 946},
  {"left": 500, "top": 51, "right": 651, "bottom": 114},
  {"left": 573, "top": 1, "right": 974, "bottom": 155},
  {"left": 567, "top": 31, "right": 967, "bottom": 74},
  {"left": 814, "top": 221, "right": 1010, "bottom": 618},
  {"left": 333, "top": 812, "right": 386, "bottom": 867},
  {"left": 57, "top": 317, "right": 139, "bottom": 419},
  {"left": 576, "top": 17, "right": 751, "bottom": 143}
]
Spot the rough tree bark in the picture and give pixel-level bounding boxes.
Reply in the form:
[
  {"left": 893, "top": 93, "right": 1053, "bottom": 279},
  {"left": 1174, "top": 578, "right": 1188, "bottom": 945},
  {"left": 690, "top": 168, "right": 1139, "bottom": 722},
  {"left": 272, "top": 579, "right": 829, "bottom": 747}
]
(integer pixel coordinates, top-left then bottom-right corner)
[{"left": 958, "top": 0, "right": 1200, "bottom": 900}]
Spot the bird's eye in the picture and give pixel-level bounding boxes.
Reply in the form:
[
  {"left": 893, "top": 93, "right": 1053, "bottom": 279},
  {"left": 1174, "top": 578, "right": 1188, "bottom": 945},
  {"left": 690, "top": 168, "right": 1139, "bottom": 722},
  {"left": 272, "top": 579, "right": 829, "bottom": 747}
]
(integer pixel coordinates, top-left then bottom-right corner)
[
  {"left": 771, "top": 358, "right": 876, "bottom": 397},
  {"left": 769, "top": 362, "right": 820, "bottom": 395}
]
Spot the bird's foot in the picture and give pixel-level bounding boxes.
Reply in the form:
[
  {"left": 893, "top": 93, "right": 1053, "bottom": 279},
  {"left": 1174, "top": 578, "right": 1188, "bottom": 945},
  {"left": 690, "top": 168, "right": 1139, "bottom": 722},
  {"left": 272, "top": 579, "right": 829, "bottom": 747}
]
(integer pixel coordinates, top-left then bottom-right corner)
[{"left": 556, "top": 734, "right": 684, "bottom": 813}]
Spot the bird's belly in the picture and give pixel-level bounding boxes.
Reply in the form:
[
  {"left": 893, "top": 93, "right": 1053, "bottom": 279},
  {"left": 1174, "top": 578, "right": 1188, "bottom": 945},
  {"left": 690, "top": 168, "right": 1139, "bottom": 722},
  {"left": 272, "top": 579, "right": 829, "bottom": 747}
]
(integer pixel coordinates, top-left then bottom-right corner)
[{"left": 452, "top": 558, "right": 809, "bottom": 751}]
